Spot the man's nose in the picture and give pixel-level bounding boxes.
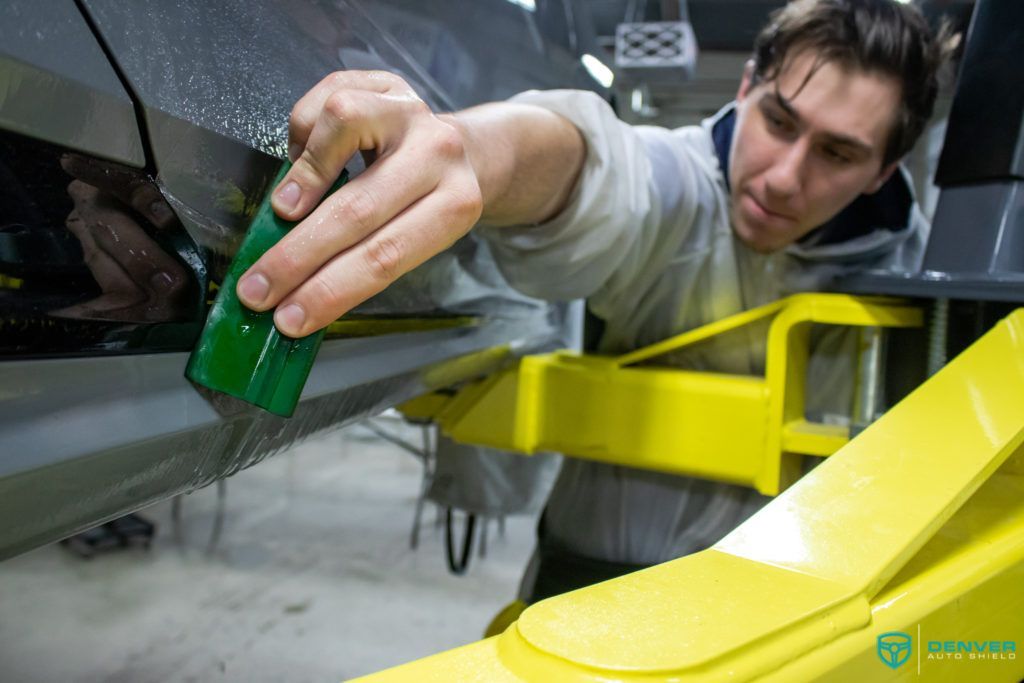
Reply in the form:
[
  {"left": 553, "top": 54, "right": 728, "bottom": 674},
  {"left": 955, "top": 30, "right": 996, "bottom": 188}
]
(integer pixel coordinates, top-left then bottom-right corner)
[{"left": 764, "top": 141, "right": 807, "bottom": 199}]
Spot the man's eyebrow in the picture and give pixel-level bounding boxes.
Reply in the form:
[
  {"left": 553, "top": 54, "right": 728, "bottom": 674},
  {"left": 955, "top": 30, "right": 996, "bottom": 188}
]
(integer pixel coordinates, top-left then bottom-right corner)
[
  {"left": 764, "top": 91, "right": 801, "bottom": 121},
  {"left": 762, "top": 92, "right": 874, "bottom": 154}
]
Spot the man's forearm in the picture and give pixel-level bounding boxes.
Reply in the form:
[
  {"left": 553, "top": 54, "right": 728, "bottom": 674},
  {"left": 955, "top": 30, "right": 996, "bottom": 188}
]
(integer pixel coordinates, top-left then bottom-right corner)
[{"left": 444, "top": 103, "right": 586, "bottom": 227}]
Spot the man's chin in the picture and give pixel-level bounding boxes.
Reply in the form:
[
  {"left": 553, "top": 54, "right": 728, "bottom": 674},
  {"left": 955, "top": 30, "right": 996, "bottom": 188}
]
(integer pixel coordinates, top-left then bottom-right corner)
[{"left": 732, "top": 219, "right": 785, "bottom": 254}]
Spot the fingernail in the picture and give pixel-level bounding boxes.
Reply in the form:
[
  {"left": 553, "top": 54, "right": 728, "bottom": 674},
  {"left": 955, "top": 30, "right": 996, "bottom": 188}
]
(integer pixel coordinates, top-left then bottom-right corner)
[
  {"left": 149, "top": 200, "right": 171, "bottom": 220},
  {"left": 275, "top": 303, "right": 306, "bottom": 335},
  {"left": 238, "top": 272, "right": 270, "bottom": 305},
  {"left": 150, "top": 271, "right": 175, "bottom": 292},
  {"left": 288, "top": 143, "right": 302, "bottom": 163},
  {"left": 275, "top": 181, "right": 301, "bottom": 212}
]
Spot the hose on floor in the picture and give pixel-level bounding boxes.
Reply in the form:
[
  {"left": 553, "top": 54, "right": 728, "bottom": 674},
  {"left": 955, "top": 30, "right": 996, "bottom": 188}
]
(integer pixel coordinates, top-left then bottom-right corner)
[{"left": 445, "top": 507, "right": 476, "bottom": 575}]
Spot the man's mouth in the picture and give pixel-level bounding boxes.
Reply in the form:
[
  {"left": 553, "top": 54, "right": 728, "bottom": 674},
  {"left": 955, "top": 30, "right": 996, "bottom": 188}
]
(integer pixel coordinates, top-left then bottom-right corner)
[{"left": 743, "top": 192, "right": 795, "bottom": 223}]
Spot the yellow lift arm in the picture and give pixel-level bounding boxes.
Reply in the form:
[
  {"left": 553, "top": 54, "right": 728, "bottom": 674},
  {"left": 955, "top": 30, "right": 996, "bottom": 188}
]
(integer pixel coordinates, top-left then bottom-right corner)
[
  {"left": 402, "top": 293, "right": 922, "bottom": 495},
  {"left": 357, "top": 307, "right": 1024, "bottom": 681}
]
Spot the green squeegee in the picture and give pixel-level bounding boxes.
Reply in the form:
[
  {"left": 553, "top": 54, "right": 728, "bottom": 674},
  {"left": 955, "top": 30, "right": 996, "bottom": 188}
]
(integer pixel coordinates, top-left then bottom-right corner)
[{"left": 186, "top": 163, "right": 348, "bottom": 417}]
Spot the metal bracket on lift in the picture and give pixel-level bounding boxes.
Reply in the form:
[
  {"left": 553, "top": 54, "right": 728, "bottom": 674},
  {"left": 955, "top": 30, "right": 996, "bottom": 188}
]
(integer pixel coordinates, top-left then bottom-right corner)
[{"left": 401, "top": 293, "right": 922, "bottom": 495}]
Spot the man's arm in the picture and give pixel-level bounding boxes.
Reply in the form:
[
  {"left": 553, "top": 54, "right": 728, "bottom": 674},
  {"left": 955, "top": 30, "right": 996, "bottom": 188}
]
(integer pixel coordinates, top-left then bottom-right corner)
[
  {"left": 443, "top": 103, "right": 584, "bottom": 227},
  {"left": 236, "top": 70, "right": 585, "bottom": 338}
]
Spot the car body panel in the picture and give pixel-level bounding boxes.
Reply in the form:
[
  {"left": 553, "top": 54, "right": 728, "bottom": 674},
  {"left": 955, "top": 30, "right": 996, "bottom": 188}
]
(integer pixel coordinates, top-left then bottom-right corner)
[
  {"left": 0, "top": 0, "right": 598, "bottom": 558},
  {"left": 0, "top": 1, "right": 145, "bottom": 167}
]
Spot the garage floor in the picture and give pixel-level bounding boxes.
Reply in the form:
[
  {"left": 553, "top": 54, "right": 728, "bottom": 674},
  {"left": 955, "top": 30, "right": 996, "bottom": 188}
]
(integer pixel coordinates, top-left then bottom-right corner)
[{"left": 0, "top": 419, "right": 545, "bottom": 682}]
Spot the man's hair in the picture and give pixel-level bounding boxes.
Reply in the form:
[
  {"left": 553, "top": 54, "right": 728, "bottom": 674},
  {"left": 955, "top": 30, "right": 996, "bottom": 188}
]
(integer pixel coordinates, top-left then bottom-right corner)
[{"left": 751, "top": 0, "right": 952, "bottom": 166}]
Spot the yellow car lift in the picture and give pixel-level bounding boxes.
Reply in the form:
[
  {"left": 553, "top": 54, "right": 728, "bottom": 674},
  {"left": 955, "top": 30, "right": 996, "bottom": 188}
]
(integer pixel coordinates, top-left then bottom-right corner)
[
  {"left": 402, "top": 293, "right": 922, "bottom": 495},
  {"left": 356, "top": 296, "right": 1024, "bottom": 682}
]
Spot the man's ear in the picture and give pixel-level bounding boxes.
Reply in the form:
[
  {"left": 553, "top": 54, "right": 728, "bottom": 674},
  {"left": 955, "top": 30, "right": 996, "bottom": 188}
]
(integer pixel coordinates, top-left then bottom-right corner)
[
  {"left": 864, "top": 161, "right": 899, "bottom": 195},
  {"left": 737, "top": 60, "right": 756, "bottom": 102}
]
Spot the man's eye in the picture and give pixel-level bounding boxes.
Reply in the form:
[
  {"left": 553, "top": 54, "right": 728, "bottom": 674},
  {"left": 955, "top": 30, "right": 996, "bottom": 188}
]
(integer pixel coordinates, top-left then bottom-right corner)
[
  {"left": 824, "top": 148, "right": 853, "bottom": 164},
  {"left": 763, "top": 111, "right": 791, "bottom": 133}
]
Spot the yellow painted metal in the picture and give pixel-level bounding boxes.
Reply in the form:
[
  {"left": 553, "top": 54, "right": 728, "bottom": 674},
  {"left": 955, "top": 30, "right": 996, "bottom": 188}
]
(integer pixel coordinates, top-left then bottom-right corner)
[
  {"left": 355, "top": 309, "right": 1024, "bottom": 682},
  {"left": 612, "top": 298, "right": 789, "bottom": 368},
  {"left": 0, "top": 273, "right": 23, "bottom": 289},
  {"left": 400, "top": 294, "right": 922, "bottom": 495},
  {"left": 423, "top": 353, "right": 772, "bottom": 485},
  {"left": 765, "top": 471, "right": 1024, "bottom": 681},
  {"left": 757, "top": 294, "right": 922, "bottom": 493},
  {"left": 323, "top": 315, "right": 479, "bottom": 337},
  {"left": 780, "top": 419, "right": 849, "bottom": 456}
]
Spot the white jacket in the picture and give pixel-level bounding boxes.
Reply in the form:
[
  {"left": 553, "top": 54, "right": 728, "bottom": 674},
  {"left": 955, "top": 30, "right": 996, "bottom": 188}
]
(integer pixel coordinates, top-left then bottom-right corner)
[{"left": 480, "top": 89, "right": 929, "bottom": 566}]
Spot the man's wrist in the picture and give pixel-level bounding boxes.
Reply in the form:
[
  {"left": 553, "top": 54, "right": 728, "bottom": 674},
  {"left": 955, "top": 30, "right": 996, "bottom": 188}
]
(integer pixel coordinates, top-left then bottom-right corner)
[
  {"left": 439, "top": 108, "right": 511, "bottom": 224},
  {"left": 442, "top": 102, "right": 585, "bottom": 227}
]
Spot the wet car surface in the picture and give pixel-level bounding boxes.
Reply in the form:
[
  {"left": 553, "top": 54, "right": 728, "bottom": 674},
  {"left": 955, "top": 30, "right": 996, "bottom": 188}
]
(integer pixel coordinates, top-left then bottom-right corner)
[{"left": 0, "top": 0, "right": 606, "bottom": 559}]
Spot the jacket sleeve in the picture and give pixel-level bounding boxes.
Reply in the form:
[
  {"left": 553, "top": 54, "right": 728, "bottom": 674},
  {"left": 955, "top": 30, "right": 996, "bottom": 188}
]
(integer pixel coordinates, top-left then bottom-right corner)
[{"left": 477, "top": 89, "right": 714, "bottom": 311}]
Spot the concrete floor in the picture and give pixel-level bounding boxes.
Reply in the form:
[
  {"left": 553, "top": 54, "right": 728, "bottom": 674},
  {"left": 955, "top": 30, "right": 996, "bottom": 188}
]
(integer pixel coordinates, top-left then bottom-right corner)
[{"left": 0, "top": 420, "right": 544, "bottom": 682}]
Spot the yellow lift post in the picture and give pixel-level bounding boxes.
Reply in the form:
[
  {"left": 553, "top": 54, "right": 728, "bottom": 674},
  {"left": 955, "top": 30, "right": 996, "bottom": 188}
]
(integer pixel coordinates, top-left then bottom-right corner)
[{"left": 357, "top": 304, "right": 1024, "bottom": 681}]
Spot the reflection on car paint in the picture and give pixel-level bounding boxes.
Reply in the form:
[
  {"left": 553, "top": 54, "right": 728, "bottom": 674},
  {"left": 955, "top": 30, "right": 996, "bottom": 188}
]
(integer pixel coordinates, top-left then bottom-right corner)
[{"left": 0, "top": 130, "right": 205, "bottom": 357}]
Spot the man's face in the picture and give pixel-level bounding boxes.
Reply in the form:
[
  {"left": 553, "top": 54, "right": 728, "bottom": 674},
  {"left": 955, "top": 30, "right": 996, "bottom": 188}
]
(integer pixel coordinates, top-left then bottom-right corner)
[{"left": 729, "top": 50, "right": 902, "bottom": 253}]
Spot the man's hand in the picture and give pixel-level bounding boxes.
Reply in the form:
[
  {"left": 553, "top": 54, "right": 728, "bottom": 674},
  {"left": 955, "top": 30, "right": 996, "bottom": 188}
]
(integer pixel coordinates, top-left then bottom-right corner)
[
  {"left": 236, "top": 70, "right": 484, "bottom": 338},
  {"left": 237, "top": 70, "right": 586, "bottom": 337}
]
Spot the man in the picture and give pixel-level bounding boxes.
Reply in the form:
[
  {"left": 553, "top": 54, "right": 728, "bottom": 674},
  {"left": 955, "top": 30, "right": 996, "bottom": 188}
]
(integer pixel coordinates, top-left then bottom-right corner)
[{"left": 236, "top": 0, "right": 947, "bottom": 601}]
